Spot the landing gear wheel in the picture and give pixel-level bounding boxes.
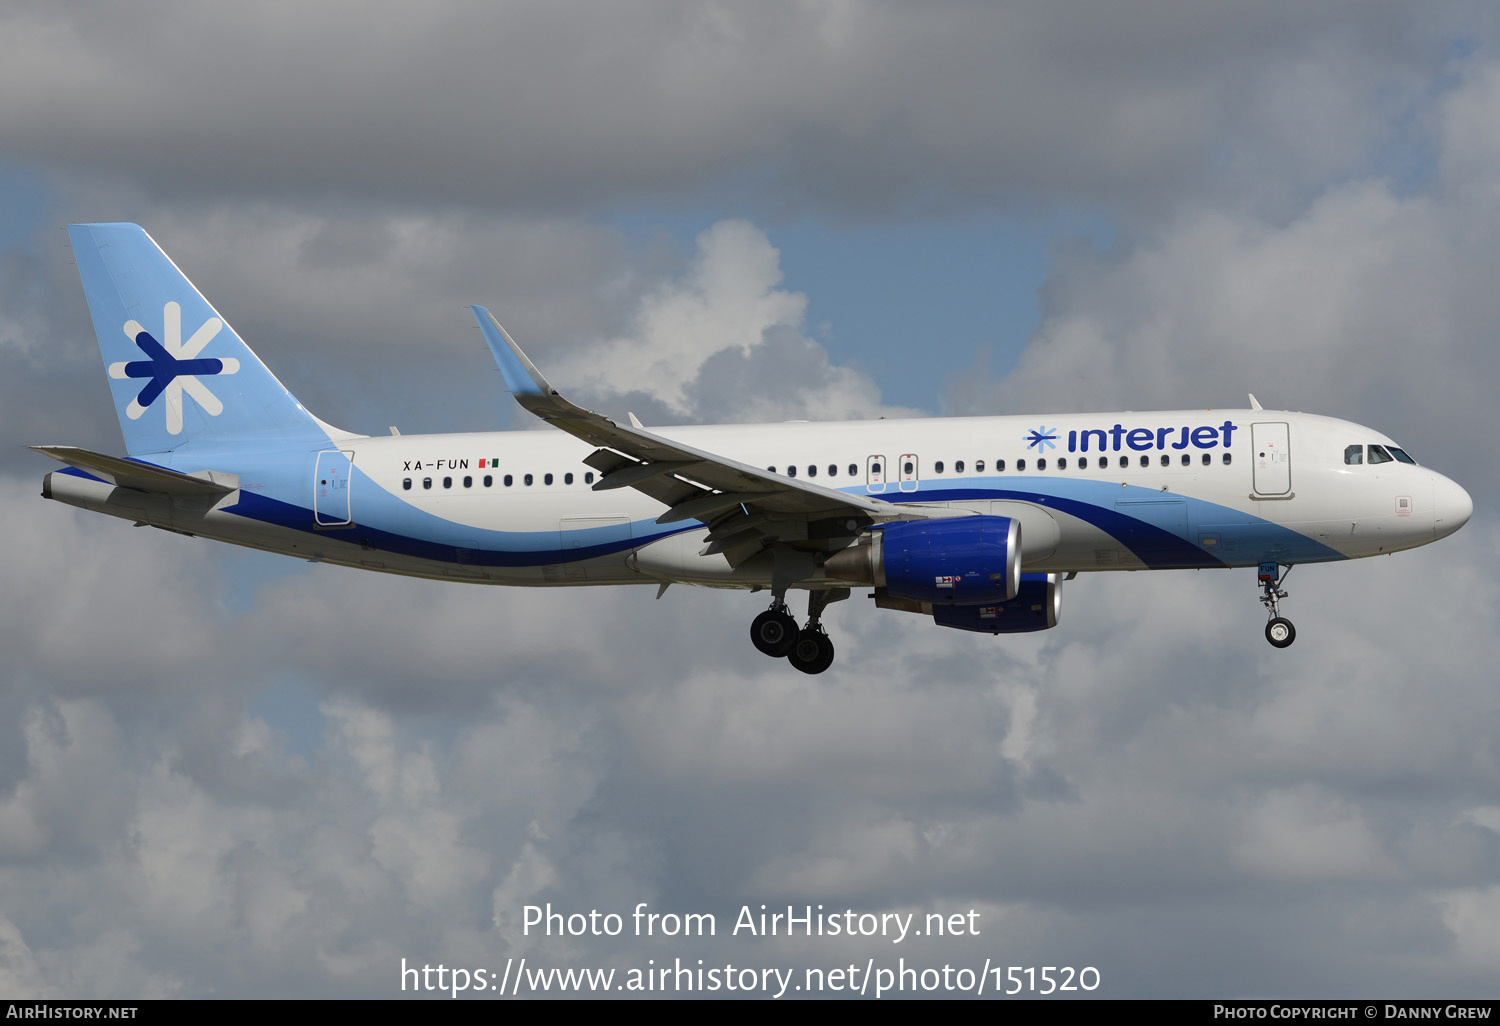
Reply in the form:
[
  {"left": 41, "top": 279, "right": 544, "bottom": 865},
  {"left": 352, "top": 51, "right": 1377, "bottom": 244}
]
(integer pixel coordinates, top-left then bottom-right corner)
[
  {"left": 787, "top": 629, "right": 835, "bottom": 675},
  {"left": 750, "top": 608, "right": 799, "bottom": 657},
  {"left": 1257, "top": 563, "right": 1296, "bottom": 649},
  {"left": 1265, "top": 617, "right": 1296, "bottom": 648}
]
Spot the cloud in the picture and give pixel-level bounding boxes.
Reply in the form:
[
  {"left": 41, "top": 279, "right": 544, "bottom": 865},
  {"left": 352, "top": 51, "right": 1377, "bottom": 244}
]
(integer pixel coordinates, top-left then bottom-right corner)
[
  {"left": 5, "top": 4, "right": 1500, "bottom": 1001},
  {"left": 947, "top": 64, "right": 1500, "bottom": 513},
  {"left": 0, "top": 2, "right": 1464, "bottom": 216},
  {"left": 554, "top": 219, "right": 918, "bottom": 423}
]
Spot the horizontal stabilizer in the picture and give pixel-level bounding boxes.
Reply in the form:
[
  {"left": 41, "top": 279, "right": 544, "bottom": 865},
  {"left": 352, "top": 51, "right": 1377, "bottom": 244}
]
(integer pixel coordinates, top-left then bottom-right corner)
[{"left": 30, "top": 445, "right": 238, "bottom": 496}]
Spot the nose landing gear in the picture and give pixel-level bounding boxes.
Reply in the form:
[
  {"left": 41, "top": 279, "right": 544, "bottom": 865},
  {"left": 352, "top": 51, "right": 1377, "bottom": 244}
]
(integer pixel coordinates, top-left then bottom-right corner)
[{"left": 1259, "top": 562, "right": 1296, "bottom": 648}]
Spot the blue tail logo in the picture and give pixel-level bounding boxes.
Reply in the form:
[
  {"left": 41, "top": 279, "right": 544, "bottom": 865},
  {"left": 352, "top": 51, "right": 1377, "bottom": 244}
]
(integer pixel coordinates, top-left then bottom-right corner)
[{"left": 107, "top": 302, "right": 241, "bottom": 435}]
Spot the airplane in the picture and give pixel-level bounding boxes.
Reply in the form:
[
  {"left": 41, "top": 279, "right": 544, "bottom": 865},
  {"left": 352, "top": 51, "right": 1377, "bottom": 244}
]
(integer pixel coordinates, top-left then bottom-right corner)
[{"left": 33, "top": 223, "right": 1474, "bottom": 674}]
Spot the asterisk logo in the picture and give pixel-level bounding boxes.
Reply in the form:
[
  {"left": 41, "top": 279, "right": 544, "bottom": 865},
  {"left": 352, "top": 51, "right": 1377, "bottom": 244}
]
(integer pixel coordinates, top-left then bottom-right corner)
[
  {"left": 107, "top": 302, "right": 240, "bottom": 434},
  {"left": 1024, "top": 426, "right": 1058, "bottom": 451}
]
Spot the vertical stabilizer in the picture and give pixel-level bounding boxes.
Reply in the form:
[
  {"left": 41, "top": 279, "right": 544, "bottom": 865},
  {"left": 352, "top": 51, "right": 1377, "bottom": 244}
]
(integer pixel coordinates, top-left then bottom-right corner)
[{"left": 68, "top": 223, "right": 337, "bottom": 455}]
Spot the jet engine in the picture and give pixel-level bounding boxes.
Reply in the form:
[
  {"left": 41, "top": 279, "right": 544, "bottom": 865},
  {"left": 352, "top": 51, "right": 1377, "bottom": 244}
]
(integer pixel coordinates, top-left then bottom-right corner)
[
  {"left": 824, "top": 515, "right": 1021, "bottom": 604},
  {"left": 870, "top": 572, "right": 1062, "bottom": 634}
]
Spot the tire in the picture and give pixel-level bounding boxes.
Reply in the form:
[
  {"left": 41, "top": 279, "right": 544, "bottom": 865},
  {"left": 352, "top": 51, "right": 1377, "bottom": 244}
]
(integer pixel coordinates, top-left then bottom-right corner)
[
  {"left": 1265, "top": 617, "right": 1296, "bottom": 648},
  {"left": 751, "top": 609, "right": 799, "bottom": 657},
  {"left": 787, "top": 629, "right": 835, "bottom": 675}
]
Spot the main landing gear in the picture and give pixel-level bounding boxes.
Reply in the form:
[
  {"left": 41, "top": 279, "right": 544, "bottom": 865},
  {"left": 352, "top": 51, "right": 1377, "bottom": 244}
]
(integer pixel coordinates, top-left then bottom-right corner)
[
  {"left": 1258, "top": 562, "right": 1296, "bottom": 649},
  {"left": 749, "top": 589, "right": 846, "bottom": 674}
]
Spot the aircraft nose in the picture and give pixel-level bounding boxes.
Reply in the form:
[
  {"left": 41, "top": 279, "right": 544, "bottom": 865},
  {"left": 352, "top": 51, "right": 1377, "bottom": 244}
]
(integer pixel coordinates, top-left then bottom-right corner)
[{"left": 1433, "top": 474, "right": 1473, "bottom": 540}]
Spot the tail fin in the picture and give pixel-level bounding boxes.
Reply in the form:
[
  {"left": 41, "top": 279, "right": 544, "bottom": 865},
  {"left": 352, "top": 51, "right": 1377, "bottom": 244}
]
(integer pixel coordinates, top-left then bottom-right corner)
[{"left": 68, "top": 223, "right": 338, "bottom": 456}]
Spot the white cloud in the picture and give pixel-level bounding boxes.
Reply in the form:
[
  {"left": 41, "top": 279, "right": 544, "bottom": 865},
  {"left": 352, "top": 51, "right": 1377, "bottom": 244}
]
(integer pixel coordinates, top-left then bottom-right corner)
[
  {"left": 555, "top": 219, "right": 917, "bottom": 424},
  {"left": 558, "top": 220, "right": 805, "bottom": 411}
]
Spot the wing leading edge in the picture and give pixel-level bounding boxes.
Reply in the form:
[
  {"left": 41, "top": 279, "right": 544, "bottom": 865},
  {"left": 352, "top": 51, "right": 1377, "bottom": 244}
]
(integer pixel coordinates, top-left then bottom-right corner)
[{"left": 469, "top": 306, "right": 960, "bottom": 565}]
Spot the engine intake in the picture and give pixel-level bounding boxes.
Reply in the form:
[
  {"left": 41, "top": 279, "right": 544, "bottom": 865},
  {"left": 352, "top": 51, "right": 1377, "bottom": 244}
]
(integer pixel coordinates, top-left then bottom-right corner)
[{"left": 825, "top": 515, "right": 1021, "bottom": 605}]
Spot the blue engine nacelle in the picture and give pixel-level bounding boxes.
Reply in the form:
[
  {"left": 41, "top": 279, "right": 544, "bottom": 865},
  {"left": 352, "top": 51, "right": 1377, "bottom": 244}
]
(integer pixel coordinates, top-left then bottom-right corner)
[
  {"left": 876, "top": 515, "right": 1021, "bottom": 605},
  {"left": 930, "top": 573, "right": 1062, "bottom": 634}
]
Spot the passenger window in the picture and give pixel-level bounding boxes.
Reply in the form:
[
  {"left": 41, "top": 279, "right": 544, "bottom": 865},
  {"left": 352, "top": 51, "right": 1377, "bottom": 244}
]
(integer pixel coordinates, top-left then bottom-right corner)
[
  {"left": 1222, "top": 453, "right": 1232, "bottom": 465},
  {"left": 524, "top": 473, "right": 533, "bottom": 485},
  {"left": 1057, "top": 458, "right": 1066, "bottom": 470},
  {"left": 870, "top": 462, "right": 881, "bottom": 475},
  {"left": 807, "top": 465, "right": 817, "bottom": 477},
  {"left": 443, "top": 476, "right": 452, "bottom": 488},
  {"left": 1181, "top": 454, "right": 1190, "bottom": 466},
  {"left": 1139, "top": 455, "right": 1149, "bottom": 468},
  {"left": 402, "top": 478, "right": 412, "bottom": 491},
  {"left": 585, "top": 472, "right": 594, "bottom": 483},
  {"left": 975, "top": 460, "right": 985, "bottom": 472},
  {"left": 544, "top": 473, "right": 554, "bottom": 485},
  {"left": 935, "top": 461, "right": 945, "bottom": 474},
  {"left": 996, "top": 460, "right": 1006, "bottom": 472},
  {"left": 767, "top": 466, "right": 776, "bottom": 473},
  {"left": 1037, "top": 458, "right": 1047, "bottom": 471},
  {"left": 956, "top": 460, "right": 965, "bottom": 473},
  {"left": 1078, "top": 457, "right": 1088, "bottom": 470},
  {"left": 847, "top": 464, "right": 857, "bottom": 476},
  {"left": 1017, "top": 458, "right": 1027, "bottom": 471},
  {"left": 903, "top": 461, "right": 914, "bottom": 475},
  {"left": 1202, "top": 453, "right": 1211, "bottom": 466},
  {"left": 565, "top": 472, "right": 574, "bottom": 484},
  {"left": 1344, "top": 444, "right": 1364, "bottom": 466},
  {"left": 1119, "top": 456, "right": 1129, "bottom": 469},
  {"left": 1160, "top": 454, "right": 1169, "bottom": 467},
  {"left": 484, "top": 475, "right": 493, "bottom": 487},
  {"left": 464, "top": 475, "right": 473, "bottom": 488},
  {"left": 423, "top": 477, "right": 432, "bottom": 489},
  {"left": 788, "top": 466, "right": 797, "bottom": 478},
  {"left": 504, "top": 474, "right": 513, "bottom": 486}
]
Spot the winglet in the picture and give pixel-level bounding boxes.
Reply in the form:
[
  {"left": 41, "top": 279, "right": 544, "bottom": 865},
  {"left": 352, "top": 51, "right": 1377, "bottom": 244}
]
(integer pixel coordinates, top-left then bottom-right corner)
[
  {"left": 1248, "top": 393, "right": 1263, "bottom": 410},
  {"left": 470, "top": 306, "right": 550, "bottom": 397}
]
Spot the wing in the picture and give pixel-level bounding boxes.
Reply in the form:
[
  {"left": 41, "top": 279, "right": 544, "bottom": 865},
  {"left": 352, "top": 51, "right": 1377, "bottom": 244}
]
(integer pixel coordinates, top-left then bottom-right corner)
[{"left": 470, "top": 306, "right": 961, "bottom": 565}]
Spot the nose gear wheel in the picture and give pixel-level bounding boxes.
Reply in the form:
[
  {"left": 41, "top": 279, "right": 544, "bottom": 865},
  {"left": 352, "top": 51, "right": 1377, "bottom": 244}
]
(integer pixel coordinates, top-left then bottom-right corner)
[{"left": 1258, "top": 563, "right": 1295, "bottom": 648}]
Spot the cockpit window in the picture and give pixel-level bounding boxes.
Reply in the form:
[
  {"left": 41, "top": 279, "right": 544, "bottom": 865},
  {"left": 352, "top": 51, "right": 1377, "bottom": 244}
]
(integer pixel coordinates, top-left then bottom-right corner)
[
  {"left": 1387, "top": 446, "right": 1417, "bottom": 464},
  {"left": 1367, "top": 444, "right": 1393, "bottom": 465},
  {"left": 1344, "top": 444, "right": 1363, "bottom": 465}
]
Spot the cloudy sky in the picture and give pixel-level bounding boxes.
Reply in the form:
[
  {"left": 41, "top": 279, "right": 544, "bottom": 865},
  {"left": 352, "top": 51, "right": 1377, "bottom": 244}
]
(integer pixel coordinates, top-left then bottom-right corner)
[{"left": 2, "top": 1, "right": 1498, "bottom": 999}]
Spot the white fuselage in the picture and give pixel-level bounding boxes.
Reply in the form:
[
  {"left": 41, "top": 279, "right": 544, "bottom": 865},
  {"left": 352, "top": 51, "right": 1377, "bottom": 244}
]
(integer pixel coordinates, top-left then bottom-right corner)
[{"left": 44, "top": 409, "right": 1471, "bottom": 591}]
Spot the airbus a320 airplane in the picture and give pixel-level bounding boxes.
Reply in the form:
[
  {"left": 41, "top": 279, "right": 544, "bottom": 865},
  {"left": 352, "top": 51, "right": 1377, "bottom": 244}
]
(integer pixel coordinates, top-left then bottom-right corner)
[{"left": 35, "top": 224, "right": 1473, "bottom": 674}]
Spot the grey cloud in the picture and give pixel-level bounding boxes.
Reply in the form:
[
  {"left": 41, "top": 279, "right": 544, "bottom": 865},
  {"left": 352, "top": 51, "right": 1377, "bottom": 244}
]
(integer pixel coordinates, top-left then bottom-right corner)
[{"left": 0, "top": 2, "right": 1470, "bottom": 217}]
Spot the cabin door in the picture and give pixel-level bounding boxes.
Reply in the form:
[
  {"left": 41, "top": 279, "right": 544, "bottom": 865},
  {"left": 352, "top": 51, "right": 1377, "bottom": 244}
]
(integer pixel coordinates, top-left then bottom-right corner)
[
  {"left": 314, "top": 450, "right": 354, "bottom": 526},
  {"left": 1251, "top": 422, "right": 1291, "bottom": 496}
]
